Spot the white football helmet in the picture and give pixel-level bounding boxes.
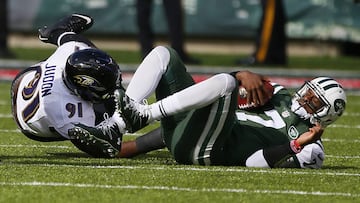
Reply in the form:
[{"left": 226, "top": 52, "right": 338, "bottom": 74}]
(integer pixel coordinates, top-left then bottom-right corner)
[{"left": 293, "top": 77, "right": 346, "bottom": 127}]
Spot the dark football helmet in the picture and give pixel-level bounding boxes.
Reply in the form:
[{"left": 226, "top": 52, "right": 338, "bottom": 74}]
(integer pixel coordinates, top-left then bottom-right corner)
[{"left": 63, "top": 49, "right": 122, "bottom": 103}]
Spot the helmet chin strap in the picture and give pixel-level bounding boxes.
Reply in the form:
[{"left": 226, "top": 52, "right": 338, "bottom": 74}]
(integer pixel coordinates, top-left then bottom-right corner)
[{"left": 291, "top": 100, "right": 311, "bottom": 120}]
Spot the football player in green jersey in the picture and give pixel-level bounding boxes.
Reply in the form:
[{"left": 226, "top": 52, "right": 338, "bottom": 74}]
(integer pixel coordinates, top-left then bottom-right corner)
[{"left": 71, "top": 46, "right": 346, "bottom": 169}]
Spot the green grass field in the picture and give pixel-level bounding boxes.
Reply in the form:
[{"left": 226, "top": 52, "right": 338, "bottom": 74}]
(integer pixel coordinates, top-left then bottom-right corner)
[
  {"left": 1, "top": 47, "right": 360, "bottom": 202},
  {"left": 1, "top": 83, "right": 360, "bottom": 202},
  {"left": 9, "top": 47, "right": 360, "bottom": 70}
]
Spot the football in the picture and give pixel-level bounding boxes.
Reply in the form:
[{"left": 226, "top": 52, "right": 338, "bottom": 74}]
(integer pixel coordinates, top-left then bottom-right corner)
[{"left": 237, "top": 80, "right": 274, "bottom": 109}]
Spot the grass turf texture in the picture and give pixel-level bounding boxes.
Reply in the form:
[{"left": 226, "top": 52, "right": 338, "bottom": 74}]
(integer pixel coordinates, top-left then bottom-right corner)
[
  {"left": 1, "top": 80, "right": 360, "bottom": 202},
  {"left": 10, "top": 47, "right": 360, "bottom": 71},
  {"left": 2, "top": 47, "right": 360, "bottom": 202}
]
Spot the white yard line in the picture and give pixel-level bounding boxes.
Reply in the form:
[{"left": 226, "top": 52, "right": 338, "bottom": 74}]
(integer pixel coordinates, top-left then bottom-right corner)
[
  {"left": 0, "top": 144, "right": 71, "bottom": 149},
  {"left": 0, "top": 101, "right": 9, "bottom": 105},
  {"left": 0, "top": 181, "right": 358, "bottom": 197},
  {"left": 3, "top": 163, "right": 360, "bottom": 177},
  {"left": 322, "top": 138, "right": 360, "bottom": 143},
  {"left": 0, "top": 114, "right": 13, "bottom": 118},
  {"left": 328, "top": 124, "right": 360, "bottom": 129},
  {"left": 0, "top": 129, "right": 21, "bottom": 133}
]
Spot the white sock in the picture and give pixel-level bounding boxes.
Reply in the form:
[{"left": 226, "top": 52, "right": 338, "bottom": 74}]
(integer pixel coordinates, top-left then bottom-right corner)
[
  {"left": 148, "top": 95, "right": 182, "bottom": 120},
  {"left": 126, "top": 46, "right": 170, "bottom": 102},
  {"left": 148, "top": 73, "right": 236, "bottom": 120}
]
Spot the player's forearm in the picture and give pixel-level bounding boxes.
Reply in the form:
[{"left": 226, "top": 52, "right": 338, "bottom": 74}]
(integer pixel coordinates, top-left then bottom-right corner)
[
  {"left": 296, "top": 124, "right": 324, "bottom": 146},
  {"left": 118, "top": 140, "right": 139, "bottom": 158},
  {"left": 254, "top": 125, "right": 323, "bottom": 168},
  {"left": 118, "top": 127, "right": 166, "bottom": 158},
  {"left": 246, "top": 140, "right": 302, "bottom": 168},
  {"left": 263, "top": 140, "right": 302, "bottom": 167}
]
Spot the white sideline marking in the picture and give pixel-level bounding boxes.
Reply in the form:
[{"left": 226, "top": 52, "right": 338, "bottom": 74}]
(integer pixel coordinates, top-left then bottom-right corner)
[
  {"left": 7, "top": 163, "right": 360, "bottom": 177},
  {"left": 0, "top": 129, "right": 143, "bottom": 136},
  {"left": 322, "top": 138, "right": 360, "bottom": 143},
  {"left": 0, "top": 101, "right": 8, "bottom": 105},
  {"left": 0, "top": 181, "right": 358, "bottom": 197},
  {"left": 0, "top": 129, "right": 20, "bottom": 133},
  {"left": 0, "top": 144, "right": 71, "bottom": 149},
  {"left": 328, "top": 124, "right": 360, "bottom": 129},
  {"left": 0, "top": 113, "right": 12, "bottom": 118},
  {"left": 343, "top": 112, "right": 360, "bottom": 116},
  {"left": 327, "top": 155, "right": 360, "bottom": 159}
]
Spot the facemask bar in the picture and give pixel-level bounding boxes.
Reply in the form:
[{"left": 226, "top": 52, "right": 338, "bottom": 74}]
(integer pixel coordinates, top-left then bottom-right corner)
[
  {"left": 293, "top": 81, "right": 331, "bottom": 125},
  {"left": 306, "top": 81, "right": 331, "bottom": 124}
]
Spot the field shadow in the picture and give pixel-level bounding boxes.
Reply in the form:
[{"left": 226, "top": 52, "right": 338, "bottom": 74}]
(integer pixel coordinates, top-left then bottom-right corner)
[
  {"left": 321, "top": 165, "right": 360, "bottom": 170},
  {"left": 46, "top": 150, "right": 172, "bottom": 159},
  {"left": 0, "top": 150, "right": 175, "bottom": 167}
]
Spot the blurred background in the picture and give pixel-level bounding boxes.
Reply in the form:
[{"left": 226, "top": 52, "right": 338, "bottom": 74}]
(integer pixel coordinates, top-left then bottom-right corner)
[
  {"left": 6, "top": 0, "right": 360, "bottom": 57},
  {"left": 1, "top": 0, "right": 360, "bottom": 90}
]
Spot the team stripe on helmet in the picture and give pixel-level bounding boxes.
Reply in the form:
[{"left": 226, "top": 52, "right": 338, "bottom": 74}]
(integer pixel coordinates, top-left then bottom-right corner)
[
  {"left": 316, "top": 77, "right": 333, "bottom": 84},
  {"left": 323, "top": 83, "right": 340, "bottom": 90},
  {"left": 316, "top": 77, "right": 342, "bottom": 90}
]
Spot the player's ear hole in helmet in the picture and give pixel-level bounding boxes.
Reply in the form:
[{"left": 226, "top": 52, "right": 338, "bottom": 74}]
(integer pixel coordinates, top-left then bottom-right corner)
[
  {"left": 63, "top": 49, "right": 122, "bottom": 103},
  {"left": 293, "top": 77, "right": 346, "bottom": 127}
]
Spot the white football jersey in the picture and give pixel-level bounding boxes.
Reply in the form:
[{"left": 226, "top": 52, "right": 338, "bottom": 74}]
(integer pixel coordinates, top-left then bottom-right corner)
[{"left": 12, "top": 42, "right": 96, "bottom": 140}]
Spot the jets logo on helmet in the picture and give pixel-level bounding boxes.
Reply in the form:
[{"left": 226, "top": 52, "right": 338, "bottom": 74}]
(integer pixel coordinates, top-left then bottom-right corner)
[{"left": 334, "top": 99, "right": 345, "bottom": 116}]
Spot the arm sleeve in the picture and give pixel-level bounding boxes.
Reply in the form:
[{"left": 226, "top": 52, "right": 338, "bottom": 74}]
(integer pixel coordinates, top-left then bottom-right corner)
[
  {"left": 135, "top": 127, "right": 166, "bottom": 154},
  {"left": 246, "top": 140, "right": 325, "bottom": 169},
  {"left": 228, "top": 71, "right": 241, "bottom": 86},
  {"left": 246, "top": 142, "right": 296, "bottom": 168}
]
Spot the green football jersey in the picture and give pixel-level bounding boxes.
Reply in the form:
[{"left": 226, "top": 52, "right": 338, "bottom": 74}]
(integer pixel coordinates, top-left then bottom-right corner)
[{"left": 222, "top": 85, "right": 312, "bottom": 165}]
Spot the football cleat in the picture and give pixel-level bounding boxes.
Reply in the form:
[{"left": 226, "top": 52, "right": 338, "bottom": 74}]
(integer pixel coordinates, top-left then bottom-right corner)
[
  {"left": 114, "top": 89, "right": 150, "bottom": 133},
  {"left": 38, "top": 13, "right": 93, "bottom": 44},
  {"left": 68, "top": 116, "right": 122, "bottom": 158}
]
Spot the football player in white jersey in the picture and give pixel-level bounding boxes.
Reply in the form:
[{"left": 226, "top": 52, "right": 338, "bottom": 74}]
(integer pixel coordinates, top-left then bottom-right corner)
[
  {"left": 73, "top": 46, "right": 346, "bottom": 168},
  {"left": 11, "top": 14, "right": 167, "bottom": 159},
  {"left": 11, "top": 14, "right": 132, "bottom": 158}
]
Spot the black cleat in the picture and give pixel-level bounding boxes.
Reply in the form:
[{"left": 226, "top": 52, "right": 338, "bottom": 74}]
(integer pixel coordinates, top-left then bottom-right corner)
[
  {"left": 68, "top": 117, "right": 122, "bottom": 158},
  {"left": 38, "top": 13, "right": 93, "bottom": 44},
  {"left": 114, "top": 89, "right": 150, "bottom": 133}
]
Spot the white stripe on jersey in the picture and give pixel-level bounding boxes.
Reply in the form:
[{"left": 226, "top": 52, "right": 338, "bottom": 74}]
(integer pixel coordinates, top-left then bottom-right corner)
[{"left": 192, "top": 93, "right": 232, "bottom": 165}]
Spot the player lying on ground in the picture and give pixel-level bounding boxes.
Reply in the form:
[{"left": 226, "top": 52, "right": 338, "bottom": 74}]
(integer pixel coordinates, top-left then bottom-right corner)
[
  {"left": 72, "top": 46, "right": 347, "bottom": 168},
  {"left": 11, "top": 13, "right": 163, "bottom": 158}
]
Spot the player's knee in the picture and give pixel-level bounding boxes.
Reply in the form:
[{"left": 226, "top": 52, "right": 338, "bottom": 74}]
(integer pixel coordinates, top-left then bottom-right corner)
[
  {"left": 141, "top": 46, "right": 171, "bottom": 74},
  {"left": 211, "top": 73, "right": 237, "bottom": 96}
]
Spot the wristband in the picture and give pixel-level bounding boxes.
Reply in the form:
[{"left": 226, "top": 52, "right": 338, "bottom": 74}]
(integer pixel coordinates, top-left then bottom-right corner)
[
  {"left": 229, "top": 71, "right": 242, "bottom": 86},
  {"left": 290, "top": 139, "right": 302, "bottom": 153},
  {"left": 229, "top": 71, "right": 239, "bottom": 78}
]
